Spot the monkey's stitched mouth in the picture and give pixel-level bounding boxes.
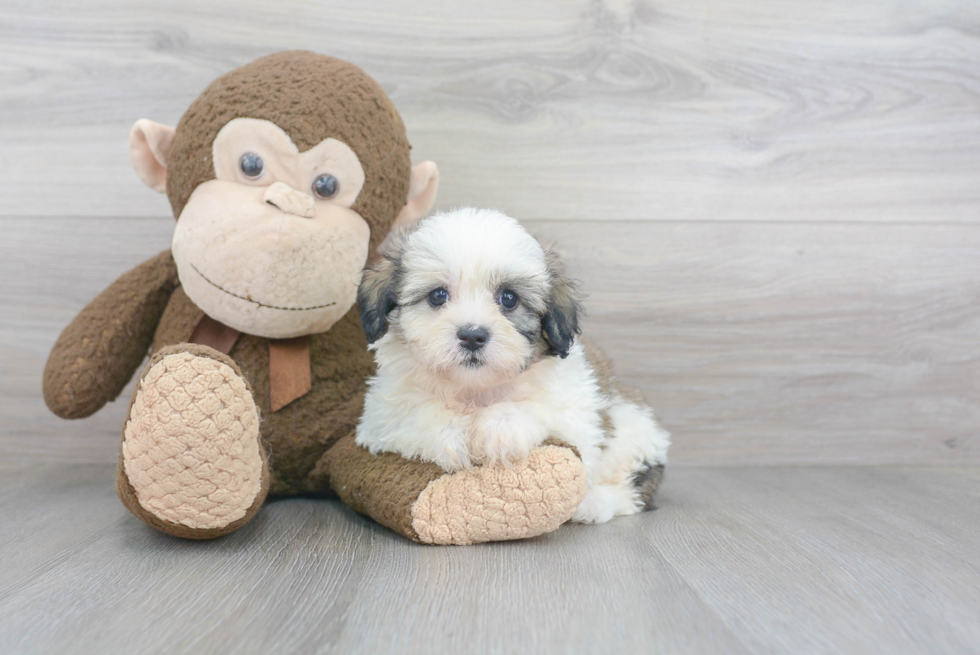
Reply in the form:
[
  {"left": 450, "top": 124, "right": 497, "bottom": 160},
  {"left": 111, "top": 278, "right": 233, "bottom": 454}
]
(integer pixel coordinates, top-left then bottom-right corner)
[{"left": 190, "top": 263, "right": 337, "bottom": 311}]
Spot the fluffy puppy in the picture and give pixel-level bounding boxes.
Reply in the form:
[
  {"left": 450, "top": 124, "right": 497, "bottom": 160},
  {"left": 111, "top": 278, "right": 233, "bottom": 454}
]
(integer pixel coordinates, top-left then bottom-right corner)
[{"left": 356, "top": 208, "right": 670, "bottom": 523}]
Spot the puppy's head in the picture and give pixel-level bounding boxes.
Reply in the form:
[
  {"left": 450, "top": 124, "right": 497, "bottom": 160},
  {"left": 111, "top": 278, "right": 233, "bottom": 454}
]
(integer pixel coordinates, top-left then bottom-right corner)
[{"left": 358, "top": 208, "right": 581, "bottom": 388}]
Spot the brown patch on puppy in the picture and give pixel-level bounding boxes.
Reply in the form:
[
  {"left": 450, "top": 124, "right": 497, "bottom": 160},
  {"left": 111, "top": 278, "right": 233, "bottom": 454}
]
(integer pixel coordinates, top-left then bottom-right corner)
[
  {"left": 357, "top": 255, "right": 399, "bottom": 344},
  {"left": 631, "top": 462, "right": 665, "bottom": 510},
  {"left": 540, "top": 246, "right": 582, "bottom": 359},
  {"left": 581, "top": 336, "right": 645, "bottom": 404},
  {"left": 596, "top": 410, "right": 613, "bottom": 451}
]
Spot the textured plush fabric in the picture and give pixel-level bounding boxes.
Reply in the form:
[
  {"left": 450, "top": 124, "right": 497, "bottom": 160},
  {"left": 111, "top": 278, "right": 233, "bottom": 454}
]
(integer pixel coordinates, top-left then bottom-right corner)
[
  {"left": 152, "top": 286, "right": 374, "bottom": 497},
  {"left": 166, "top": 50, "right": 411, "bottom": 251},
  {"left": 411, "top": 444, "right": 588, "bottom": 545},
  {"left": 122, "top": 347, "right": 265, "bottom": 530},
  {"left": 116, "top": 344, "right": 269, "bottom": 539},
  {"left": 43, "top": 250, "right": 179, "bottom": 419},
  {"left": 326, "top": 434, "right": 587, "bottom": 545},
  {"left": 324, "top": 433, "right": 448, "bottom": 541},
  {"left": 152, "top": 283, "right": 205, "bottom": 352}
]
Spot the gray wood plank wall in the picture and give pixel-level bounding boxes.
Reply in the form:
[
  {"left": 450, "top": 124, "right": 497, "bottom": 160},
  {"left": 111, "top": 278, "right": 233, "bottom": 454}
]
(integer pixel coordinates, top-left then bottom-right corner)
[{"left": 2, "top": 0, "right": 978, "bottom": 465}]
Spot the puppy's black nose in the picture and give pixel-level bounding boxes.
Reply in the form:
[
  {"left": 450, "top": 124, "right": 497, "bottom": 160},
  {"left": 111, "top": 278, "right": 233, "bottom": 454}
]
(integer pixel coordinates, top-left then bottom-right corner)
[{"left": 457, "top": 326, "right": 490, "bottom": 351}]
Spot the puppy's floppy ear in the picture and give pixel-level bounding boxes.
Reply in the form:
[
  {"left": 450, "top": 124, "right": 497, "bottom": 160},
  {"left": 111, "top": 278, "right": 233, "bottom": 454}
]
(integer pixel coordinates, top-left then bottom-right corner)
[
  {"left": 541, "top": 247, "right": 583, "bottom": 359},
  {"left": 358, "top": 255, "right": 399, "bottom": 344}
]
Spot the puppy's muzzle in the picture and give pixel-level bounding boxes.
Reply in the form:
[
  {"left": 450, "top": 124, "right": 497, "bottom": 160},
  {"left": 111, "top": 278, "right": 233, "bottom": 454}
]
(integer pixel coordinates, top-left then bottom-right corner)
[{"left": 457, "top": 325, "right": 490, "bottom": 352}]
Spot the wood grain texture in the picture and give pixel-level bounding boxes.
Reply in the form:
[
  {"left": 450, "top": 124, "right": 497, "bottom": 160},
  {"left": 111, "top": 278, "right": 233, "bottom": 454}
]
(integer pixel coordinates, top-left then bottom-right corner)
[
  {"left": 4, "top": 217, "right": 977, "bottom": 465},
  {"left": 0, "top": 0, "right": 978, "bottom": 221},
  {"left": 1, "top": 463, "right": 978, "bottom": 654},
  {"left": 2, "top": 0, "right": 979, "bottom": 466}
]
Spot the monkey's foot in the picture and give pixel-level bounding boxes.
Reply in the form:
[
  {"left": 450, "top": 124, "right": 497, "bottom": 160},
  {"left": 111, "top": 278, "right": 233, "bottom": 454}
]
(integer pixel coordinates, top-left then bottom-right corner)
[
  {"left": 325, "top": 435, "right": 587, "bottom": 545},
  {"left": 410, "top": 443, "right": 587, "bottom": 545},
  {"left": 117, "top": 344, "right": 269, "bottom": 539}
]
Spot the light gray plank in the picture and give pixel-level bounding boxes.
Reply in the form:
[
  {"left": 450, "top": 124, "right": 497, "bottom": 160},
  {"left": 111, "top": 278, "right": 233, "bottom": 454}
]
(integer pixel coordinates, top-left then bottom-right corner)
[
  {"left": 4, "top": 216, "right": 977, "bottom": 465},
  {"left": 0, "top": 0, "right": 978, "bottom": 221},
  {"left": 326, "top": 518, "right": 747, "bottom": 655},
  {"left": 2, "top": 464, "right": 979, "bottom": 654},
  {"left": 651, "top": 467, "right": 980, "bottom": 654},
  {"left": 0, "top": 464, "right": 123, "bottom": 596},
  {"left": 541, "top": 219, "right": 980, "bottom": 466},
  {"left": 0, "top": 465, "right": 748, "bottom": 655}
]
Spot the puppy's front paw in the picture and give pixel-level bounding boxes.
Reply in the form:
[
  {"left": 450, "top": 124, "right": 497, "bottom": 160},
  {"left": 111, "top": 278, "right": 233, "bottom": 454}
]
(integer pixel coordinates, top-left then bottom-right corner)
[
  {"left": 428, "top": 420, "right": 474, "bottom": 473},
  {"left": 469, "top": 403, "right": 547, "bottom": 466}
]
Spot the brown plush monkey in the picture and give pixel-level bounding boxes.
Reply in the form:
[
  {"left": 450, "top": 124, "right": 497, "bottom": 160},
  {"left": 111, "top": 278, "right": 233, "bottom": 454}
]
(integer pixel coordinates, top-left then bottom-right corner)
[{"left": 43, "top": 51, "right": 586, "bottom": 544}]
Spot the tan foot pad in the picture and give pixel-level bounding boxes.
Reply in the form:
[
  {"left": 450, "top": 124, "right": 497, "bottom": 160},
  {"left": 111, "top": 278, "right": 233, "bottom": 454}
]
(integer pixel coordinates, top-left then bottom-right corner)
[
  {"left": 411, "top": 445, "right": 588, "bottom": 545},
  {"left": 122, "top": 351, "right": 263, "bottom": 531}
]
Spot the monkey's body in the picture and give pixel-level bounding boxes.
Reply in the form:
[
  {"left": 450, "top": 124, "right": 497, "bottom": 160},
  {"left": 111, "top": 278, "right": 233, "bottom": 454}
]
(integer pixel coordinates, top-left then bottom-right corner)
[
  {"left": 43, "top": 51, "right": 589, "bottom": 545},
  {"left": 41, "top": 248, "right": 370, "bottom": 495},
  {"left": 152, "top": 275, "right": 373, "bottom": 496}
]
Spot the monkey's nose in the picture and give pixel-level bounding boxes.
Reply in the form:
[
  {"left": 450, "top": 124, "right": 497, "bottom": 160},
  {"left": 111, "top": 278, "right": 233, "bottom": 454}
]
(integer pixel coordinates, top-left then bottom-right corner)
[
  {"left": 457, "top": 326, "right": 490, "bottom": 351},
  {"left": 264, "top": 181, "right": 315, "bottom": 218}
]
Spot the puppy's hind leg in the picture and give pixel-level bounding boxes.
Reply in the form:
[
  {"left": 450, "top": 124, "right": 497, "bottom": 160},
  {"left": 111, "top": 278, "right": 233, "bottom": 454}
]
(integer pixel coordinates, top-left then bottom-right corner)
[
  {"left": 629, "top": 460, "right": 666, "bottom": 511},
  {"left": 571, "top": 397, "right": 670, "bottom": 524}
]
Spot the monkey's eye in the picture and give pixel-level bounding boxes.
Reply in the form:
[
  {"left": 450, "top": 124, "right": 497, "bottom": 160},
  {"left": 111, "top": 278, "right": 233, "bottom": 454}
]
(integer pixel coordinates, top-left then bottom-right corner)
[
  {"left": 498, "top": 289, "right": 519, "bottom": 310},
  {"left": 428, "top": 288, "right": 449, "bottom": 308},
  {"left": 239, "top": 152, "right": 264, "bottom": 179},
  {"left": 312, "top": 174, "right": 339, "bottom": 199}
]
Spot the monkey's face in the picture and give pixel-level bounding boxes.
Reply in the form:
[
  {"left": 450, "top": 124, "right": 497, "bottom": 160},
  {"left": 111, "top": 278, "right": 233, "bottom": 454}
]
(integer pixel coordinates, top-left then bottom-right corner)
[
  {"left": 130, "top": 52, "right": 439, "bottom": 339},
  {"left": 171, "top": 118, "right": 371, "bottom": 339}
]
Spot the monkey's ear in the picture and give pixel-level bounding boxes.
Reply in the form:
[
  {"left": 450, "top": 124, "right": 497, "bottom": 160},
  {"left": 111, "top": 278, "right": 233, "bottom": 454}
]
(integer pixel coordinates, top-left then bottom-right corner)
[
  {"left": 392, "top": 161, "right": 439, "bottom": 231},
  {"left": 129, "top": 119, "right": 176, "bottom": 193},
  {"left": 357, "top": 256, "right": 399, "bottom": 344},
  {"left": 541, "top": 248, "right": 583, "bottom": 359}
]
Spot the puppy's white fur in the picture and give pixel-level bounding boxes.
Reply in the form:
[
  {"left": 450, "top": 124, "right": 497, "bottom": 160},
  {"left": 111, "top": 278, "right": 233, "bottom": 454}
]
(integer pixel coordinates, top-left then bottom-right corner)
[{"left": 356, "top": 208, "right": 670, "bottom": 523}]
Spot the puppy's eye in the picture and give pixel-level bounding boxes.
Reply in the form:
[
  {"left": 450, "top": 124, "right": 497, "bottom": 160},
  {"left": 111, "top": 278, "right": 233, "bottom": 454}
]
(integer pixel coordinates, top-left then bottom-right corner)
[
  {"left": 498, "top": 289, "right": 519, "bottom": 310},
  {"left": 239, "top": 152, "right": 264, "bottom": 179},
  {"left": 428, "top": 288, "right": 449, "bottom": 307},
  {"left": 312, "top": 174, "right": 339, "bottom": 199}
]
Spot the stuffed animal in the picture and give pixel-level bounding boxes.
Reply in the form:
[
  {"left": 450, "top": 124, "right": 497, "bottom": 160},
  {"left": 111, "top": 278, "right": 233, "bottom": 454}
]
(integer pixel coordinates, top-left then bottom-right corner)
[{"left": 42, "top": 51, "right": 587, "bottom": 545}]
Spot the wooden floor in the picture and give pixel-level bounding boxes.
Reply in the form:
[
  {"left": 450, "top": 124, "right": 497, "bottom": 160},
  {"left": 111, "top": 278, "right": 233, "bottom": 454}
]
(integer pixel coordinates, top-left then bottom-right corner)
[
  {"left": 1, "top": 463, "right": 978, "bottom": 654},
  {"left": 2, "top": 2, "right": 979, "bottom": 653}
]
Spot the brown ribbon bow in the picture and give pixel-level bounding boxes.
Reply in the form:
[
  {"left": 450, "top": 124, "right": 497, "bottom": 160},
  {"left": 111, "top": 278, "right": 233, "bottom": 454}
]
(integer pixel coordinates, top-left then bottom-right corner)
[{"left": 189, "top": 314, "right": 312, "bottom": 412}]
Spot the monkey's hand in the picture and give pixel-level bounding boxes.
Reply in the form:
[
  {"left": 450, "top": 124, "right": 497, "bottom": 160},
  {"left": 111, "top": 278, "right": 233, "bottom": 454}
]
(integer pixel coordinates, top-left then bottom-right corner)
[
  {"left": 43, "top": 250, "right": 179, "bottom": 419},
  {"left": 324, "top": 434, "right": 587, "bottom": 545}
]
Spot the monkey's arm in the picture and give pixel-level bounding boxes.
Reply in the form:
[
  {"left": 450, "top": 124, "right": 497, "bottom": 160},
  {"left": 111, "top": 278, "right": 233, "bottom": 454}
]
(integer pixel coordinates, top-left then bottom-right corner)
[
  {"left": 43, "top": 250, "right": 179, "bottom": 419},
  {"left": 324, "top": 433, "right": 587, "bottom": 545}
]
